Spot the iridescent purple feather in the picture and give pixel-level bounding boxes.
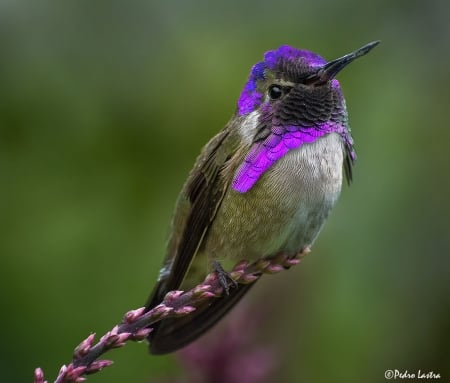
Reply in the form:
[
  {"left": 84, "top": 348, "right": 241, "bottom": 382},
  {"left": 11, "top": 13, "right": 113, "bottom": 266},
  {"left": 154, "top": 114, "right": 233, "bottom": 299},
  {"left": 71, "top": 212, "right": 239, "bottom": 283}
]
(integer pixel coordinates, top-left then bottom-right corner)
[
  {"left": 237, "top": 45, "right": 326, "bottom": 115},
  {"left": 232, "top": 123, "right": 354, "bottom": 193}
]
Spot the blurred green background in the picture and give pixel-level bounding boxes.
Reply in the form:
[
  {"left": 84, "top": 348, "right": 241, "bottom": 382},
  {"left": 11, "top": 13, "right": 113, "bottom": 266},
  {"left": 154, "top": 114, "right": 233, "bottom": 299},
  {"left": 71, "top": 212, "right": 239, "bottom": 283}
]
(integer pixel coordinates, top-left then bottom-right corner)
[{"left": 1, "top": 1, "right": 449, "bottom": 382}]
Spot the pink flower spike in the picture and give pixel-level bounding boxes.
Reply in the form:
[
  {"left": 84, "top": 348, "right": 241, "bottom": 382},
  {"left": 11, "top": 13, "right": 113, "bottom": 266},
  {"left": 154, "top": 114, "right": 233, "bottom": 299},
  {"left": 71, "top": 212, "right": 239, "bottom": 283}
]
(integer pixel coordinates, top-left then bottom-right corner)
[
  {"left": 32, "top": 248, "right": 304, "bottom": 382},
  {"left": 117, "top": 332, "right": 132, "bottom": 342},
  {"left": 150, "top": 304, "right": 173, "bottom": 318},
  {"left": 99, "top": 325, "right": 121, "bottom": 345},
  {"left": 204, "top": 272, "right": 219, "bottom": 284},
  {"left": 86, "top": 359, "right": 113, "bottom": 373},
  {"left": 99, "top": 331, "right": 112, "bottom": 344},
  {"left": 174, "top": 305, "right": 196, "bottom": 315},
  {"left": 66, "top": 365, "right": 87, "bottom": 379},
  {"left": 255, "top": 259, "right": 270, "bottom": 270},
  {"left": 34, "top": 368, "right": 47, "bottom": 383},
  {"left": 196, "top": 283, "right": 213, "bottom": 294},
  {"left": 74, "top": 333, "right": 96, "bottom": 358},
  {"left": 233, "top": 260, "right": 250, "bottom": 271},
  {"left": 131, "top": 327, "right": 152, "bottom": 341},
  {"left": 164, "top": 290, "right": 184, "bottom": 302},
  {"left": 57, "top": 364, "right": 68, "bottom": 377},
  {"left": 265, "top": 263, "right": 284, "bottom": 274},
  {"left": 199, "top": 291, "right": 216, "bottom": 299},
  {"left": 285, "top": 258, "right": 301, "bottom": 266},
  {"left": 192, "top": 284, "right": 213, "bottom": 296},
  {"left": 229, "top": 270, "right": 244, "bottom": 280},
  {"left": 111, "top": 332, "right": 131, "bottom": 348},
  {"left": 239, "top": 273, "right": 259, "bottom": 283},
  {"left": 124, "top": 307, "right": 146, "bottom": 323}
]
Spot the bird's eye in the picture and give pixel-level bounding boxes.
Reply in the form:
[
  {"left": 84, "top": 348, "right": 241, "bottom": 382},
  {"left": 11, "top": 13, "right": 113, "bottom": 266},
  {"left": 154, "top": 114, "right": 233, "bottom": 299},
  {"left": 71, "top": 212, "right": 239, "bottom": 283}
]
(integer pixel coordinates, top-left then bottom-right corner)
[{"left": 268, "top": 85, "right": 283, "bottom": 100}]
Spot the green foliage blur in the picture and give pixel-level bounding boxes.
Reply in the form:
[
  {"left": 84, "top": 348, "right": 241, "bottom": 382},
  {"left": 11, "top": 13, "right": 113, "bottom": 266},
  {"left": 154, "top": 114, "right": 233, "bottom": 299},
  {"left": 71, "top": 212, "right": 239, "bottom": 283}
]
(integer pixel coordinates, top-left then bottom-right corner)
[{"left": 1, "top": 1, "right": 449, "bottom": 382}]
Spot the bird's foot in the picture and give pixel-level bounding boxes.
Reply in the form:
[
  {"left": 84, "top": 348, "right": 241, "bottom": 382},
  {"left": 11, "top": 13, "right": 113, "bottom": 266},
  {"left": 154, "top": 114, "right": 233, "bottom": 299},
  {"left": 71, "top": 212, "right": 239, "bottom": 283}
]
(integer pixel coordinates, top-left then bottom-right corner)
[{"left": 212, "top": 260, "right": 238, "bottom": 295}]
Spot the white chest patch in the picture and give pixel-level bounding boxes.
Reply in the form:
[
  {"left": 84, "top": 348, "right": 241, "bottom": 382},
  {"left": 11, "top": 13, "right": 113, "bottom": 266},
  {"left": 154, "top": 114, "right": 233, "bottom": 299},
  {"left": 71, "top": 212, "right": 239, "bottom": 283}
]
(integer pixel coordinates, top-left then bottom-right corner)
[{"left": 238, "top": 110, "right": 260, "bottom": 145}]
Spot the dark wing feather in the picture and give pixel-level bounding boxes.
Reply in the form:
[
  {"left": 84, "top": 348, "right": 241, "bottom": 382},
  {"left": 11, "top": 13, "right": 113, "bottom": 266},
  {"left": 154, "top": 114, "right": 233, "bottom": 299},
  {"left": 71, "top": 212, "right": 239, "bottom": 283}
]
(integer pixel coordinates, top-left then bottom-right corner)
[
  {"left": 146, "top": 129, "right": 232, "bottom": 304},
  {"left": 343, "top": 146, "right": 354, "bottom": 185}
]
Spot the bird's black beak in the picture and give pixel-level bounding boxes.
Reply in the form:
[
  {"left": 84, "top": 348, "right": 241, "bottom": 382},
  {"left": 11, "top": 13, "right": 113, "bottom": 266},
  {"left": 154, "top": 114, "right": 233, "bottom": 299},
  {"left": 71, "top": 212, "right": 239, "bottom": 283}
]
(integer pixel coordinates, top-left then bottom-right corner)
[{"left": 306, "top": 40, "right": 380, "bottom": 85}]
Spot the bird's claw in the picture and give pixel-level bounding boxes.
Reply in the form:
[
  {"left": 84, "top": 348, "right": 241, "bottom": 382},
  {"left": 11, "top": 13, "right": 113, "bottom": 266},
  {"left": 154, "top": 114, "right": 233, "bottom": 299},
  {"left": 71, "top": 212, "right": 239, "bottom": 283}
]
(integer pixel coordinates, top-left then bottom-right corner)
[{"left": 212, "top": 260, "right": 238, "bottom": 295}]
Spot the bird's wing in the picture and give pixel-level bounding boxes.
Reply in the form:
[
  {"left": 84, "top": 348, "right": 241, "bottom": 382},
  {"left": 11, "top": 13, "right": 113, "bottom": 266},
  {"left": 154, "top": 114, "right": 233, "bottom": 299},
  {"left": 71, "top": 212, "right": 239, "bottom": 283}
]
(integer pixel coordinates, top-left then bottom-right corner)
[
  {"left": 145, "top": 128, "right": 236, "bottom": 308},
  {"left": 144, "top": 127, "right": 259, "bottom": 354}
]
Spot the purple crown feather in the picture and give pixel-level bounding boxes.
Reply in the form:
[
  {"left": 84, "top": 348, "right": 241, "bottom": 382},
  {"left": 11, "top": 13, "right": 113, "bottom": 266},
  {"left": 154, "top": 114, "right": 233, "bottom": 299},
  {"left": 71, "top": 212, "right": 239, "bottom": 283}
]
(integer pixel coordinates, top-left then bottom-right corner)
[{"left": 238, "top": 45, "right": 326, "bottom": 115}]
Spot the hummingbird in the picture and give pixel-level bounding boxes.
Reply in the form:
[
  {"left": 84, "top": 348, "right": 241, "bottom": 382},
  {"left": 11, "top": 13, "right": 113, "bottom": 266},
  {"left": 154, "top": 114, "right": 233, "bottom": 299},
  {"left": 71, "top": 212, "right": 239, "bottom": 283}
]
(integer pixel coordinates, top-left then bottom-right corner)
[{"left": 145, "top": 41, "right": 379, "bottom": 354}]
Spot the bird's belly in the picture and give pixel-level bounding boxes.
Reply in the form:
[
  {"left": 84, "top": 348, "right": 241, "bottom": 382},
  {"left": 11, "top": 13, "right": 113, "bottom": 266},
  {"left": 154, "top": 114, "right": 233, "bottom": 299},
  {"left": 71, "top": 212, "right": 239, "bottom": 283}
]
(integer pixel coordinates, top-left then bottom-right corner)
[{"left": 203, "top": 133, "right": 344, "bottom": 265}]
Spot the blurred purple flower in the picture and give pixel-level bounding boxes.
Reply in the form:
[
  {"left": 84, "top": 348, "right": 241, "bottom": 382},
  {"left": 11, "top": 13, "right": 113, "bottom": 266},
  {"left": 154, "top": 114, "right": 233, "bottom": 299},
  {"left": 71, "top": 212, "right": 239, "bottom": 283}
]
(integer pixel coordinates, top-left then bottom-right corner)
[{"left": 175, "top": 304, "right": 277, "bottom": 383}]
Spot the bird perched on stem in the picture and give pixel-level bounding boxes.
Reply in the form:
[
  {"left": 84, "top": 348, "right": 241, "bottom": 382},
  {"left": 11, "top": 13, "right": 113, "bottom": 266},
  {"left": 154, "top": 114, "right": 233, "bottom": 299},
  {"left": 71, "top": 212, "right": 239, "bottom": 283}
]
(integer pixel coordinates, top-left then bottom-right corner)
[{"left": 145, "top": 40, "right": 379, "bottom": 354}]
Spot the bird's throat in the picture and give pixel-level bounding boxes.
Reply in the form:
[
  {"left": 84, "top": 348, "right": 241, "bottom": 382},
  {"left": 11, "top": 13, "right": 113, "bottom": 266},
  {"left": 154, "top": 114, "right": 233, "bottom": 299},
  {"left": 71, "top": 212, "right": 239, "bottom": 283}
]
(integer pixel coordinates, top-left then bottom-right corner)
[{"left": 232, "top": 123, "right": 352, "bottom": 193}]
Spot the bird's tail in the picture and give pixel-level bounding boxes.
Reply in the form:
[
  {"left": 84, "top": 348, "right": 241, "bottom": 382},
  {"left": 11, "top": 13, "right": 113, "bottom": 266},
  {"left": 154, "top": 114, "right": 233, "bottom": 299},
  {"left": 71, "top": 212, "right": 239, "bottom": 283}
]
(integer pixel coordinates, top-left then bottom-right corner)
[{"left": 145, "top": 281, "right": 256, "bottom": 355}]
